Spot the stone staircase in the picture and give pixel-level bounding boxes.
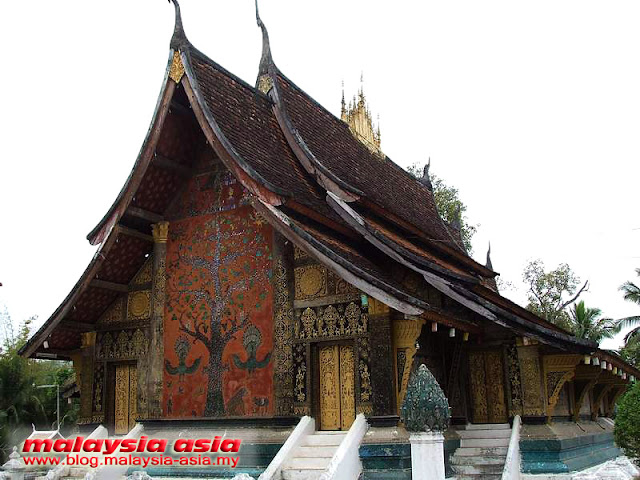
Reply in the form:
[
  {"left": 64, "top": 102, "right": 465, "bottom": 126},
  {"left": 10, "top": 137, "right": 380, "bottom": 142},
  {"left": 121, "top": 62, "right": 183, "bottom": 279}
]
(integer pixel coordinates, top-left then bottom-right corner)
[
  {"left": 281, "top": 430, "right": 346, "bottom": 480},
  {"left": 36, "top": 466, "right": 91, "bottom": 480},
  {"left": 451, "top": 423, "right": 511, "bottom": 480}
]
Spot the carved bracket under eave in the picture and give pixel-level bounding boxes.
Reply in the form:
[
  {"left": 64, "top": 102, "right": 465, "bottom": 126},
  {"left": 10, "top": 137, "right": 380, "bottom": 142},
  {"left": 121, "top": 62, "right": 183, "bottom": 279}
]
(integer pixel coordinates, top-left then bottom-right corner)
[
  {"left": 543, "top": 354, "right": 582, "bottom": 421},
  {"left": 572, "top": 365, "right": 601, "bottom": 422},
  {"left": 393, "top": 316, "right": 425, "bottom": 415}
]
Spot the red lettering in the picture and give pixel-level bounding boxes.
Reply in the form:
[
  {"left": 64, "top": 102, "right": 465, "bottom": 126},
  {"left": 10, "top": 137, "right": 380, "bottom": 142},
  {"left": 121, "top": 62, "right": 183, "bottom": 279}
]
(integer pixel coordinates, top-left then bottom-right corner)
[
  {"left": 104, "top": 439, "right": 122, "bottom": 455},
  {"left": 147, "top": 439, "right": 167, "bottom": 452},
  {"left": 194, "top": 439, "right": 210, "bottom": 452},
  {"left": 72, "top": 436, "right": 84, "bottom": 452},
  {"left": 53, "top": 439, "right": 74, "bottom": 453},
  {"left": 174, "top": 439, "right": 194, "bottom": 452},
  {"left": 137, "top": 436, "right": 148, "bottom": 452},
  {"left": 120, "top": 439, "right": 136, "bottom": 452},
  {"left": 220, "top": 439, "right": 241, "bottom": 453},
  {"left": 82, "top": 439, "right": 103, "bottom": 452},
  {"left": 210, "top": 436, "right": 221, "bottom": 452},
  {"left": 23, "top": 439, "right": 53, "bottom": 453}
]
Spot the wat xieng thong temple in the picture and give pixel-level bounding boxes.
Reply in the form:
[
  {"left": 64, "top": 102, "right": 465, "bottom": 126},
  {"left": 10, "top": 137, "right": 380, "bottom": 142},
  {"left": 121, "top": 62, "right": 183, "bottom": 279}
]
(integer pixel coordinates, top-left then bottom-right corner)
[{"left": 20, "top": 2, "right": 639, "bottom": 479}]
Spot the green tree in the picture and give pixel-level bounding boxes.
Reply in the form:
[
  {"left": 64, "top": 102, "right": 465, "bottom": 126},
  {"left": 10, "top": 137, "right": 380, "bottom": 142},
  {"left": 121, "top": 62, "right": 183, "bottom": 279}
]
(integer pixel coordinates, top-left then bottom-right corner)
[
  {"left": 566, "top": 301, "right": 620, "bottom": 343},
  {"left": 613, "top": 381, "right": 640, "bottom": 462},
  {"left": 523, "top": 259, "right": 589, "bottom": 330},
  {"left": 0, "top": 312, "right": 77, "bottom": 462},
  {"left": 618, "top": 268, "right": 640, "bottom": 366},
  {"left": 618, "top": 268, "right": 640, "bottom": 341},
  {"left": 407, "top": 162, "right": 477, "bottom": 252}
]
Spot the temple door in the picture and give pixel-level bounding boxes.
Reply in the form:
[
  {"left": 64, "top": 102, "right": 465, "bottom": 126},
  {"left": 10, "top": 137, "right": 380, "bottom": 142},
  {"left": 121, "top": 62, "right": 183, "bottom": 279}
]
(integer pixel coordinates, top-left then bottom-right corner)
[
  {"left": 114, "top": 364, "right": 138, "bottom": 435},
  {"left": 468, "top": 350, "right": 508, "bottom": 424},
  {"left": 319, "top": 344, "right": 355, "bottom": 430}
]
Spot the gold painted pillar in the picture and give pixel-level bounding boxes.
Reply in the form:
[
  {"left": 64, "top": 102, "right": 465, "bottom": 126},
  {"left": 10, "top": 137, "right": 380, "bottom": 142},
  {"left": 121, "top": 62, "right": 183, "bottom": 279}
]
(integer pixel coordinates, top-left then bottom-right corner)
[
  {"left": 147, "top": 221, "right": 169, "bottom": 418},
  {"left": 393, "top": 315, "right": 425, "bottom": 414},
  {"left": 74, "top": 332, "right": 96, "bottom": 423},
  {"left": 516, "top": 342, "right": 546, "bottom": 419}
]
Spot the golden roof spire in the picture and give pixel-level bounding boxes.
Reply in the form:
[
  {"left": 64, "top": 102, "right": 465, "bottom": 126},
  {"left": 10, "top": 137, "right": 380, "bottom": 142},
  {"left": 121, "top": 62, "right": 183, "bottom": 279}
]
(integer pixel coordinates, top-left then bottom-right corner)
[{"left": 341, "top": 75, "right": 382, "bottom": 155}]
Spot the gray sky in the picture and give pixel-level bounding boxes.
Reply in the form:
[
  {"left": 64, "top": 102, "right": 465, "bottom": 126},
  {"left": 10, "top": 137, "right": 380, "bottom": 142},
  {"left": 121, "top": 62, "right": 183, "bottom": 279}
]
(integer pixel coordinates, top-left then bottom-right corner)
[{"left": 1, "top": 1, "right": 638, "bottom": 349}]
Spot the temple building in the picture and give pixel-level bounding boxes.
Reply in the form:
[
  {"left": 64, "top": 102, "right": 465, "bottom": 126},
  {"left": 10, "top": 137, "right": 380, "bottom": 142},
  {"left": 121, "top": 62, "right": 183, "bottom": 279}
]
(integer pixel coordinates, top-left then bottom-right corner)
[{"left": 20, "top": 2, "right": 638, "bottom": 478}]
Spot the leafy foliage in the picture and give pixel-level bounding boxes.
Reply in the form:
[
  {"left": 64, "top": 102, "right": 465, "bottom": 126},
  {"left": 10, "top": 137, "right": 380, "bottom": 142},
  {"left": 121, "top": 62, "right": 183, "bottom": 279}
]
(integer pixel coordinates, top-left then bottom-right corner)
[
  {"left": 523, "top": 259, "right": 588, "bottom": 330},
  {"left": 620, "top": 337, "right": 640, "bottom": 368},
  {"left": 407, "top": 162, "right": 477, "bottom": 253},
  {"left": 618, "top": 268, "right": 640, "bottom": 343},
  {"left": 0, "top": 311, "right": 78, "bottom": 463},
  {"left": 613, "top": 381, "right": 640, "bottom": 462},
  {"left": 566, "top": 301, "right": 620, "bottom": 343}
]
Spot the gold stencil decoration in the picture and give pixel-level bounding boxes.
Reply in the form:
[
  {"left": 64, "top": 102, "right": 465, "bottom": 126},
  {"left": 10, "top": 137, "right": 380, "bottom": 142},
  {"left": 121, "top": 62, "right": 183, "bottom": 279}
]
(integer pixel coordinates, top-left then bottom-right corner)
[
  {"left": 99, "top": 297, "right": 124, "bottom": 324},
  {"left": 295, "top": 265, "right": 327, "bottom": 299},
  {"left": 128, "top": 290, "right": 151, "bottom": 320},
  {"left": 169, "top": 51, "right": 185, "bottom": 84},
  {"left": 132, "top": 259, "right": 152, "bottom": 285},
  {"left": 294, "top": 246, "right": 308, "bottom": 260}
]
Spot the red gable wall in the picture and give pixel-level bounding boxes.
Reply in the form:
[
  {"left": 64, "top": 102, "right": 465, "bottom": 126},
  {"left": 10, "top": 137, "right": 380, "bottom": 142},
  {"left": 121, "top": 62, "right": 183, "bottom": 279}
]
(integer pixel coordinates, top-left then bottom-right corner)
[{"left": 163, "top": 164, "right": 274, "bottom": 418}]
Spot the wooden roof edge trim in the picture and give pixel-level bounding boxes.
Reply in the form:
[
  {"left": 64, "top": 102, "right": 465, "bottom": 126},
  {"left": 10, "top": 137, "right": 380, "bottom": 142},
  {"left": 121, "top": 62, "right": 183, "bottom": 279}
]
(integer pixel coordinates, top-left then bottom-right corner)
[
  {"left": 358, "top": 198, "right": 497, "bottom": 279},
  {"left": 87, "top": 51, "right": 178, "bottom": 245},
  {"left": 326, "top": 192, "right": 479, "bottom": 285},
  {"left": 421, "top": 310, "right": 482, "bottom": 335},
  {"left": 180, "top": 51, "right": 285, "bottom": 206},
  {"left": 448, "top": 282, "right": 599, "bottom": 354},
  {"left": 596, "top": 350, "right": 640, "bottom": 378},
  {"left": 266, "top": 70, "right": 362, "bottom": 202},
  {"left": 284, "top": 200, "right": 358, "bottom": 240},
  {"left": 472, "top": 283, "right": 571, "bottom": 336},
  {"left": 19, "top": 229, "right": 121, "bottom": 358},
  {"left": 253, "top": 199, "right": 425, "bottom": 315}
]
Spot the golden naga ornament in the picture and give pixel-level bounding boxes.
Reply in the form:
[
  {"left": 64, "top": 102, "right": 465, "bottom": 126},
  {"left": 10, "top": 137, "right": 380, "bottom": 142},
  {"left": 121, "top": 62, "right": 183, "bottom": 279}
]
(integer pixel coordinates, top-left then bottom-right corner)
[{"left": 169, "top": 51, "right": 185, "bottom": 84}]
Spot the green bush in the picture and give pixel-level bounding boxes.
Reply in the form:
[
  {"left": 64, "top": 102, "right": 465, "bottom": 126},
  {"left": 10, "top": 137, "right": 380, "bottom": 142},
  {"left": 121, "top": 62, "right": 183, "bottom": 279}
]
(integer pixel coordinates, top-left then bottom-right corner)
[{"left": 614, "top": 381, "right": 640, "bottom": 461}]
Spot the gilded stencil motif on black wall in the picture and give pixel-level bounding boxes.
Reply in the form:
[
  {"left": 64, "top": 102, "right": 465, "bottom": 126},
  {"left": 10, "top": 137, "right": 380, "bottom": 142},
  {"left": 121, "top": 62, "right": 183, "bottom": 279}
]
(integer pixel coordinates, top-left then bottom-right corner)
[
  {"left": 92, "top": 362, "right": 105, "bottom": 422},
  {"left": 96, "top": 329, "right": 148, "bottom": 360},
  {"left": 506, "top": 343, "right": 523, "bottom": 416},
  {"left": 294, "top": 302, "right": 368, "bottom": 339}
]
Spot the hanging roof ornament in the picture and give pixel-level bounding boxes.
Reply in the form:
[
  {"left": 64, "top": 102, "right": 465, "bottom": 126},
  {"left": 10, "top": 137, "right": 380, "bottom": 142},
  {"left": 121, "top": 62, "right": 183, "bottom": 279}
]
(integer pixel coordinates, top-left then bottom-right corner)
[
  {"left": 168, "top": 0, "right": 189, "bottom": 50},
  {"left": 401, "top": 364, "right": 450, "bottom": 432}
]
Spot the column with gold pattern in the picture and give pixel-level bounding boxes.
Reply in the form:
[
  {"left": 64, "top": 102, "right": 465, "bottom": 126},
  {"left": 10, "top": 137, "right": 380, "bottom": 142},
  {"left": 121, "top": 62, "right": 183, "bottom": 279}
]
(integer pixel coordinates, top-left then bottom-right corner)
[{"left": 148, "top": 222, "right": 169, "bottom": 418}]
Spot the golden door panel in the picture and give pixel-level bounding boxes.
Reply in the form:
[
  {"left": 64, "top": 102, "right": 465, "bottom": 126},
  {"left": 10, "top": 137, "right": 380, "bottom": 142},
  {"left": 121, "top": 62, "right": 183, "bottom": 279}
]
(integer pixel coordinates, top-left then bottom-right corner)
[
  {"left": 339, "top": 345, "right": 355, "bottom": 430},
  {"left": 319, "top": 344, "right": 356, "bottom": 430},
  {"left": 469, "top": 350, "right": 507, "bottom": 424},
  {"left": 319, "top": 345, "right": 341, "bottom": 430},
  {"left": 114, "top": 364, "right": 137, "bottom": 435}
]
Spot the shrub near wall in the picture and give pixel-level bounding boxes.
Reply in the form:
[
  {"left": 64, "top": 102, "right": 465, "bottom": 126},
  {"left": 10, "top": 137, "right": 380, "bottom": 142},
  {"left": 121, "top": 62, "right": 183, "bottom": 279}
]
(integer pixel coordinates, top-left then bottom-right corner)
[{"left": 614, "top": 381, "right": 640, "bottom": 462}]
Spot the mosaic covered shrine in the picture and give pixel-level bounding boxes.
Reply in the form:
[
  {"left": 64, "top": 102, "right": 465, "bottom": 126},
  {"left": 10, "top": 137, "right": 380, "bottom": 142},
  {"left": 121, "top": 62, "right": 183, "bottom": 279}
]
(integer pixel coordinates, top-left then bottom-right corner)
[{"left": 20, "top": 0, "right": 639, "bottom": 441}]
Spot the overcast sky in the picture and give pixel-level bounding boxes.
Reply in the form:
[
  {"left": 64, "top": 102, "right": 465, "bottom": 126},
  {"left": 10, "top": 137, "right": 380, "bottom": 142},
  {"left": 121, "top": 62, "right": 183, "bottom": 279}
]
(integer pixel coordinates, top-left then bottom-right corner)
[{"left": 1, "top": 1, "right": 638, "bottom": 349}]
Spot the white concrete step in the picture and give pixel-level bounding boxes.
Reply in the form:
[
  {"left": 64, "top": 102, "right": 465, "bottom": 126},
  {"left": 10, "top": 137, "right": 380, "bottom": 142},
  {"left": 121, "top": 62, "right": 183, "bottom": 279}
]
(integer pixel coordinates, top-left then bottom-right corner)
[
  {"left": 453, "top": 464, "right": 504, "bottom": 475},
  {"left": 465, "top": 423, "right": 510, "bottom": 430},
  {"left": 455, "top": 475, "right": 501, "bottom": 480},
  {"left": 282, "top": 469, "right": 324, "bottom": 480},
  {"left": 454, "top": 446, "right": 508, "bottom": 456},
  {"left": 294, "top": 445, "right": 337, "bottom": 457},
  {"left": 68, "top": 467, "right": 90, "bottom": 477},
  {"left": 460, "top": 437, "right": 510, "bottom": 448},
  {"left": 302, "top": 432, "right": 346, "bottom": 446},
  {"left": 458, "top": 429, "right": 512, "bottom": 439},
  {"left": 285, "top": 456, "right": 332, "bottom": 469},
  {"left": 451, "top": 455, "right": 507, "bottom": 466}
]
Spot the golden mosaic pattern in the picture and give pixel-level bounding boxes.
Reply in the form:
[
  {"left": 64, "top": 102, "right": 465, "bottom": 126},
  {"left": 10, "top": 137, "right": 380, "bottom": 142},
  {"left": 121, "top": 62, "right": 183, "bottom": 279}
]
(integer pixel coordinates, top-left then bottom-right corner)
[
  {"left": 169, "top": 51, "right": 185, "bottom": 84},
  {"left": 295, "top": 265, "right": 327, "bottom": 299},
  {"left": 127, "top": 290, "right": 151, "bottom": 321}
]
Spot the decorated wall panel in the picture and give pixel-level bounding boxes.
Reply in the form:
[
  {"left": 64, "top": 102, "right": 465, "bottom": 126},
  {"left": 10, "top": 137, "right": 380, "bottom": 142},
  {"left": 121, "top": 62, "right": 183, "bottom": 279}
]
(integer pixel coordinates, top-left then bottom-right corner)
[
  {"left": 163, "top": 166, "right": 274, "bottom": 418},
  {"left": 517, "top": 345, "right": 545, "bottom": 417}
]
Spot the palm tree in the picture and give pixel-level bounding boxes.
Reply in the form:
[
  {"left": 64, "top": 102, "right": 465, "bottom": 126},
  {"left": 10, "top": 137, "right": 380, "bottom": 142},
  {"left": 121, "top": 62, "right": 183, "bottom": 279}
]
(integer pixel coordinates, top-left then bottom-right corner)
[
  {"left": 567, "top": 301, "right": 620, "bottom": 343},
  {"left": 619, "top": 268, "right": 640, "bottom": 343}
]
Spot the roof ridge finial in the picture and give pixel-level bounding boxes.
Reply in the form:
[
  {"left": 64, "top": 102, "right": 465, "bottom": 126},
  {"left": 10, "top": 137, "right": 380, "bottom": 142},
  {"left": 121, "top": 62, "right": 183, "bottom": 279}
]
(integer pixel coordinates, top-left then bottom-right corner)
[
  {"left": 255, "top": 0, "right": 274, "bottom": 76},
  {"left": 419, "top": 157, "right": 433, "bottom": 191},
  {"left": 168, "top": 0, "right": 188, "bottom": 49},
  {"left": 486, "top": 242, "right": 494, "bottom": 270},
  {"left": 341, "top": 80, "right": 347, "bottom": 120}
]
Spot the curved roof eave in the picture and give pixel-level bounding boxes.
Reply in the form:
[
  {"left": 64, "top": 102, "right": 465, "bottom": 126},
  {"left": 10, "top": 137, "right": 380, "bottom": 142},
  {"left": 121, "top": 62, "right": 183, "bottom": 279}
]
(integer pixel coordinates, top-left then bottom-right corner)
[
  {"left": 19, "top": 226, "right": 121, "bottom": 358},
  {"left": 253, "top": 199, "right": 425, "bottom": 316},
  {"left": 180, "top": 48, "right": 289, "bottom": 204},
  {"left": 87, "top": 52, "right": 177, "bottom": 245}
]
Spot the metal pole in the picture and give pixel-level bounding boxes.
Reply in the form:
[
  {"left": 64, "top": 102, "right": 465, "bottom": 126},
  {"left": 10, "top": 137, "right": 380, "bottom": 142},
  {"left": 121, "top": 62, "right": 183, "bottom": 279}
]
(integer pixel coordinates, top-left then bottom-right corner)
[{"left": 56, "top": 384, "right": 60, "bottom": 431}]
